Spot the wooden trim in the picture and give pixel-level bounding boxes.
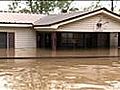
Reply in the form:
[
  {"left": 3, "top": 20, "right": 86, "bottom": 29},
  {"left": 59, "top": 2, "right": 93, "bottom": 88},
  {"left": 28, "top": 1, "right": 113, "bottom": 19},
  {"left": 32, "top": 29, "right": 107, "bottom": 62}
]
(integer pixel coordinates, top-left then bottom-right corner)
[{"left": 0, "top": 24, "right": 33, "bottom": 27}]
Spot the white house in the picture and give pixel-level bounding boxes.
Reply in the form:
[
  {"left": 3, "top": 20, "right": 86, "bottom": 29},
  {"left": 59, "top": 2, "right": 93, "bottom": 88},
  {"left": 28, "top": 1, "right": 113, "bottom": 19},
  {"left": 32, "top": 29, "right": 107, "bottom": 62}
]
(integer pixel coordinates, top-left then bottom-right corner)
[{"left": 0, "top": 8, "right": 120, "bottom": 50}]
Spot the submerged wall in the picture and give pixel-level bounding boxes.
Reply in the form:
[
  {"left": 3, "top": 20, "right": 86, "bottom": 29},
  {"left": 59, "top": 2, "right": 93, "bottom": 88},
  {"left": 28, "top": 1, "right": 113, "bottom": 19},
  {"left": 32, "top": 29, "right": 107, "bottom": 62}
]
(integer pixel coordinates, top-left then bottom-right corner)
[{"left": 0, "top": 27, "right": 36, "bottom": 48}]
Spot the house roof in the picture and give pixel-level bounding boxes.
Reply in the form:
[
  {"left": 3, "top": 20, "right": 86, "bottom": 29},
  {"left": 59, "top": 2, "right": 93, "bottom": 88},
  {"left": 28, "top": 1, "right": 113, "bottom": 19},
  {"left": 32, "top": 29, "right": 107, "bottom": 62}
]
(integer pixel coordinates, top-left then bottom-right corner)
[
  {"left": 0, "top": 8, "right": 120, "bottom": 28},
  {"left": 0, "top": 12, "right": 45, "bottom": 27},
  {"left": 0, "top": 12, "right": 45, "bottom": 24},
  {"left": 34, "top": 8, "right": 120, "bottom": 27},
  {"left": 34, "top": 11, "right": 85, "bottom": 26}
]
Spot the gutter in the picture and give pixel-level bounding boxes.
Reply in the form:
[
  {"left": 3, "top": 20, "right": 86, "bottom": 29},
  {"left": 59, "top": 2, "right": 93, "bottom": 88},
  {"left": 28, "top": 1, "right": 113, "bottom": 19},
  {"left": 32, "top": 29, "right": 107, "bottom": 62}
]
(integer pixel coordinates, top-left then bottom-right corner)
[{"left": 0, "top": 22, "right": 33, "bottom": 28}]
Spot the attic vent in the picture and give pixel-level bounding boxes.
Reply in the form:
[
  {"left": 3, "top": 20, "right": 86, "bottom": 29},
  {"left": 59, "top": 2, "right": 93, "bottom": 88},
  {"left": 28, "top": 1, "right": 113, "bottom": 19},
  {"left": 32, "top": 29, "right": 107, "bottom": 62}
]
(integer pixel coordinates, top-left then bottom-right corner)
[
  {"left": 96, "top": 22, "right": 102, "bottom": 29},
  {"left": 96, "top": 19, "right": 109, "bottom": 31}
]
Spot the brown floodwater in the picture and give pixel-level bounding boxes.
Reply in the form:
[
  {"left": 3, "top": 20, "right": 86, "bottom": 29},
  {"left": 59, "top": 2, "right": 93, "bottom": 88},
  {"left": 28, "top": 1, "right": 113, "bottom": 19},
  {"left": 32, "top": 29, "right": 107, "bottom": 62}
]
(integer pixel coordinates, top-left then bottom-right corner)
[
  {"left": 0, "top": 58, "right": 120, "bottom": 90},
  {"left": 0, "top": 48, "right": 119, "bottom": 57},
  {"left": 0, "top": 48, "right": 120, "bottom": 90}
]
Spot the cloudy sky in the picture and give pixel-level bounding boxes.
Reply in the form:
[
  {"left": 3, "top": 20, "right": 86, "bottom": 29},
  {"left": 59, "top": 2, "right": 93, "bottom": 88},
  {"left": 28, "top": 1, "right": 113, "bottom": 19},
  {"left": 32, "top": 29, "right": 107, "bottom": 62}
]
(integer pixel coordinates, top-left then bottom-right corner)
[{"left": 0, "top": 1, "right": 11, "bottom": 11}]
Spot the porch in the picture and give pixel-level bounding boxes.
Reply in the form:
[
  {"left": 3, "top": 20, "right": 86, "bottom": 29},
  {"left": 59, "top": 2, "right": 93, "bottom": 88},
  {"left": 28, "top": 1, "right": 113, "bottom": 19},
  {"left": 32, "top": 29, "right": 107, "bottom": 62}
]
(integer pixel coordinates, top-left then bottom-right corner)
[{"left": 36, "top": 32, "right": 113, "bottom": 50}]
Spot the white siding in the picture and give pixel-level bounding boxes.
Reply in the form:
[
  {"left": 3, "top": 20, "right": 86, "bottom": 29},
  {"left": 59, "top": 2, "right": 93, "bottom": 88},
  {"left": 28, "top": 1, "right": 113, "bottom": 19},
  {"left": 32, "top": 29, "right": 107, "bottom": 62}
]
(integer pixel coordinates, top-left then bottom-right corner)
[
  {"left": 0, "top": 27, "right": 36, "bottom": 48},
  {"left": 57, "top": 13, "right": 120, "bottom": 32},
  {"left": 15, "top": 29, "right": 36, "bottom": 48}
]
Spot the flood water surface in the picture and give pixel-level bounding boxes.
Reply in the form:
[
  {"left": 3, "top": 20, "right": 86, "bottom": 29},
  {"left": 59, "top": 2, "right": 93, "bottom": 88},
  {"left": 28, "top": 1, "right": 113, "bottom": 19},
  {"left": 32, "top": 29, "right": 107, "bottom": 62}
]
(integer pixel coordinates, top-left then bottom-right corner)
[
  {"left": 0, "top": 58, "right": 120, "bottom": 90},
  {"left": 0, "top": 48, "right": 118, "bottom": 57}
]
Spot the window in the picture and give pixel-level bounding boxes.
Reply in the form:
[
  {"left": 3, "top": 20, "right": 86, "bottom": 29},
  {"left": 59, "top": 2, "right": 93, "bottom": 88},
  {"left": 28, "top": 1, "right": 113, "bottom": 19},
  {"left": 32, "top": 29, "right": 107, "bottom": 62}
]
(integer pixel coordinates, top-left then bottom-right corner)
[{"left": 61, "top": 33, "right": 74, "bottom": 44}]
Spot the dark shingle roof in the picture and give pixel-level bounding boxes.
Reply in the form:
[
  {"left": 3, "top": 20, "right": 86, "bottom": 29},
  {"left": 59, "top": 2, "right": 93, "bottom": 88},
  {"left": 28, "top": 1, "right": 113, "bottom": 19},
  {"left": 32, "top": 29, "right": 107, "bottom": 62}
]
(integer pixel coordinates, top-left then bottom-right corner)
[{"left": 34, "top": 8, "right": 120, "bottom": 27}]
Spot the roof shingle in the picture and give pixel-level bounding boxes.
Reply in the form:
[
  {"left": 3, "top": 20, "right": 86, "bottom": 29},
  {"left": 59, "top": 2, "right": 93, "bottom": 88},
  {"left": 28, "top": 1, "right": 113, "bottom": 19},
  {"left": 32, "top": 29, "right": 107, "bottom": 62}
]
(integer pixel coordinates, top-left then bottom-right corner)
[{"left": 0, "top": 12, "right": 45, "bottom": 24}]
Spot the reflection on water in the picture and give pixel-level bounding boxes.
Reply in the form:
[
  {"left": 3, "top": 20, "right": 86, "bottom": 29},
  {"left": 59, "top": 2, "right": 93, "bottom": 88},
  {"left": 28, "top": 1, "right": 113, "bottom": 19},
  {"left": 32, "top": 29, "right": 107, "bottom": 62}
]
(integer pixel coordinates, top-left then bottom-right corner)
[
  {"left": 0, "top": 58, "right": 120, "bottom": 90},
  {"left": 0, "top": 48, "right": 119, "bottom": 57}
]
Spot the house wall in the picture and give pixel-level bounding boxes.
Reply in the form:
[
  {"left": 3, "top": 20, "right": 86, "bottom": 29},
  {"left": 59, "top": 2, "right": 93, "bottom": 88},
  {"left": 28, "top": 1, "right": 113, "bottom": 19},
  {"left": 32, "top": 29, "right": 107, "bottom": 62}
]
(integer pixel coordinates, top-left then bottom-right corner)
[
  {"left": 56, "top": 13, "right": 120, "bottom": 48},
  {"left": 57, "top": 13, "right": 120, "bottom": 32},
  {"left": 0, "top": 27, "right": 36, "bottom": 48}
]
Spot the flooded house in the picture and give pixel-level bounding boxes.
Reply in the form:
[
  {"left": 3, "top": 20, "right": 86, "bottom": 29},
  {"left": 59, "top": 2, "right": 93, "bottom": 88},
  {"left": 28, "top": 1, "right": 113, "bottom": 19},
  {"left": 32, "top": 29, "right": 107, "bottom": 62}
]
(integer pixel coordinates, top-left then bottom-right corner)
[{"left": 0, "top": 8, "right": 120, "bottom": 50}]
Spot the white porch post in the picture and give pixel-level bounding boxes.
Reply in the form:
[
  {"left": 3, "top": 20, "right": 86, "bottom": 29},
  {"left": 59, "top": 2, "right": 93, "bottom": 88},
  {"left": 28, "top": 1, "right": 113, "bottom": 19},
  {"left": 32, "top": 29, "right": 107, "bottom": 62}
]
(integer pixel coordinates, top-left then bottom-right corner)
[{"left": 110, "top": 32, "right": 118, "bottom": 48}]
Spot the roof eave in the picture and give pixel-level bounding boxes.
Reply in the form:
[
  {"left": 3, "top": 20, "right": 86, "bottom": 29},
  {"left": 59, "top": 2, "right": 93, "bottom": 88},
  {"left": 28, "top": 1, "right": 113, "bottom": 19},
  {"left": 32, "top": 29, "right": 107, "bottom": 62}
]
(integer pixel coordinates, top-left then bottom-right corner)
[
  {"left": 0, "top": 23, "right": 33, "bottom": 28},
  {"left": 34, "top": 25, "right": 58, "bottom": 29}
]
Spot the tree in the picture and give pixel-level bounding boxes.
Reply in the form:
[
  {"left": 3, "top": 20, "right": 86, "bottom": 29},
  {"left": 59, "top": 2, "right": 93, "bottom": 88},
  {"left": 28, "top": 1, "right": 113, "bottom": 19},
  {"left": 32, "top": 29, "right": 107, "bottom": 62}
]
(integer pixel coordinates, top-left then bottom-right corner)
[
  {"left": 8, "top": 1, "right": 22, "bottom": 13},
  {"left": 83, "top": 0, "right": 118, "bottom": 13},
  {"left": 26, "top": 0, "right": 57, "bottom": 14},
  {"left": 8, "top": 0, "right": 75, "bottom": 14},
  {"left": 83, "top": 1, "right": 101, "bottom": 12}
]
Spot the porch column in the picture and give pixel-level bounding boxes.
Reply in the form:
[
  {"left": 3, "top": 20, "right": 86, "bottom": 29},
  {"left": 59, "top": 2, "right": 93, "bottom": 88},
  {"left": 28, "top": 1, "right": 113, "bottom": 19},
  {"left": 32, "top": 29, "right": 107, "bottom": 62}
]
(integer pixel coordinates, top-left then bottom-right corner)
[
  {"left": 51, "top": 32, "right": 57, "bottom": 50},
  {"left": 110, "top": 32, "right": 118, "bottom": 48}
]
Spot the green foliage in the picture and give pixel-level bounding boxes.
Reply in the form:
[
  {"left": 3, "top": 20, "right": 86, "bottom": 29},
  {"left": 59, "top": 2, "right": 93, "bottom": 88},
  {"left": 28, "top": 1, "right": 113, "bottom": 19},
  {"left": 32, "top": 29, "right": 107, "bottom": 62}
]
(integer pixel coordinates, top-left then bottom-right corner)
[
  {"left": 83, "top": 0, "right": 118, "bottom": 12},
  {"left": 8, "top": 1, "right": 22, "bottom": 13},
  {"left": 83, "top": 1, "right": 101, "bottom": 12},
  {"left": 8, "top": 0, "right": 76, "bottom": 14}
]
